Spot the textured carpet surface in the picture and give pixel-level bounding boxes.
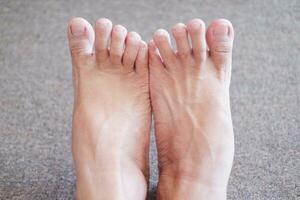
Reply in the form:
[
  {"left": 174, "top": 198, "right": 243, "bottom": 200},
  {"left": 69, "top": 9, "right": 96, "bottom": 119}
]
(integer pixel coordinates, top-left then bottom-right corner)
[{"left": 0, "top": 0, "right": 299, "bottom": 199}]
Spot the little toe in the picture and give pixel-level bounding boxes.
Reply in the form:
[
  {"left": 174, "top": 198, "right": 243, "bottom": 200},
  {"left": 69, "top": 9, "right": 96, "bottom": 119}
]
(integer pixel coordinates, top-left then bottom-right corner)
[
  {"left": 171, "top": 23, "right": 191, "bottom": 61},
  {"left": 135, "top": 41, "right": 149, "bottom": 75},
  {"left": 187, "top": 19, "right": 207, "bottom": 63},
  {"left": 109, "top": 25, "right": 127, "bottom": 66},
  {"left": 153, "top": 29, "right": 177, "bottom": 68},
  {"left": 67, "top": 17, "right": 95, "bottom": 65},
  {"left": 95, "top": 18, "right": 112, "bottom": 63},
  {"left": 206, "top": 19, "right": 234, "bottom": 69},
  {"left": 123, "top": 32, "right": 141, "bottom": 71}
]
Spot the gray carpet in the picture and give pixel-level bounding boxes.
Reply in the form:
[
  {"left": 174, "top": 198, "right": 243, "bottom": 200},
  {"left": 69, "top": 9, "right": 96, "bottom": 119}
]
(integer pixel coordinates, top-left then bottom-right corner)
[{"left": 0, "top": 0, "right": 299, "bottom": 199}]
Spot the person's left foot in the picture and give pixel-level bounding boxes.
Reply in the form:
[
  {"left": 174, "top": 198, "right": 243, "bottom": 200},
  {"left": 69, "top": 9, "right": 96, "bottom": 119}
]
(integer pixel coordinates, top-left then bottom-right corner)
[
  {"left": 149, "top": 19, "right": 235, "bottom": 199},
  {"left": 67, "top": 17, "right": 151, "bottom": 200}
]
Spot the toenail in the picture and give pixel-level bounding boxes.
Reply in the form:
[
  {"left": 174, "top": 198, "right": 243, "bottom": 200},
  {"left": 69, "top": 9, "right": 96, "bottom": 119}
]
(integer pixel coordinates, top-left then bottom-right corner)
[
  {"left": 188, "top": 19, "right": 204, "bottom": 28},
  {"left": 70, "top": 23, "right": 86, "bottom": 36},
  {"left": 174, "top": 23, "right": 186, "bottom": 29},
  {"left": 97, "top": 18, "right": 111, "bottom": 27},
  {"left": 129, "top": 32, "right": 141, "bottom": 40},
  {"left": 114, "top": 25, "right": 127, "bottom": 33},
  {"left": 173, "top": 24, "right": 186, "bottom": 33},
  {"left": 155, "top": 29, "right": 168, "bottom": 38},
  {"left": 213, "top": 24, "right": 229, "bottom": 41}
]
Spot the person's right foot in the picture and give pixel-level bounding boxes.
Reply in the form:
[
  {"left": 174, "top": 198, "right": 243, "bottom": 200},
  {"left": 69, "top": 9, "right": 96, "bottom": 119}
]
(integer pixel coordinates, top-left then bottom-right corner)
[
  {"left": 67, "top": 18, "right": 151, "bottom": 200},
  {"left": 149, "top": 19, "right": 235, "bottom": 200}
]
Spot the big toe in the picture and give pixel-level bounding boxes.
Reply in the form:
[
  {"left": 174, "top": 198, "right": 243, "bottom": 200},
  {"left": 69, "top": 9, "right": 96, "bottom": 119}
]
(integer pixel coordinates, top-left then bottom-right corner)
[
  {"left": 206, "top": 19, "right": 234, "bottom": 68},
  {"left": 67, "top": 17, "right": 95, "bottom": 64}
]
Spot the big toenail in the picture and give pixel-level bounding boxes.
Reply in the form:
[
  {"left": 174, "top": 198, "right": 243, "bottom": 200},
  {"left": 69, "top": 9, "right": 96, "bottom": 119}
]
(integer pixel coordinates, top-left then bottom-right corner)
[
  {"left": 71, "top": 24, "right": 85, "bottom": 36},
  {"left": 213, "top": 24, "right": 229, "bottom": 40}
]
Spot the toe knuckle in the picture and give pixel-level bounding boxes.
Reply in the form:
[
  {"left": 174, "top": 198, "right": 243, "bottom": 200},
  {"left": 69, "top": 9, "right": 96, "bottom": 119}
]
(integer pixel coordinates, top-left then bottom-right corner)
[
  {"left": 110, "top": 53, "right": 122, "bottom": 63},
  {"left": 178, "top": 51, "right": 191, "bottom": 59},
  {"left": 70, "top": 47, "right": 84, "bottom": 57},
  {"left": 212, "top": 43, "right": 232, "bottom": 53},
  {"left": 95, "top": 46, "right": 106, "bottom": 53}
]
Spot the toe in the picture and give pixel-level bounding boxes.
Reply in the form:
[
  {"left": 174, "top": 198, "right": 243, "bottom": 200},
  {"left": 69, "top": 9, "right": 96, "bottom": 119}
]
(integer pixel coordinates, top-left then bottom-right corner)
[
  {"left": 95, "top": 18, "right": 112, "bottom": 62},
  {"left": 67, "top": 17, "right": 95, "bottom": 64},
  {"left": 171, "top": 23, "right": 191, "bottom": 61},
  {"left": 187, "top": 19, "right": 207, "bottom": 63},
  {"left": 153, "top": 29, "right": 177, "bottom": 68},
  {"left": 206, "top": 19, "right": 234, "bottom": 69},
  {"left": 135, "top": 41, "right": 149, "bottom": 75},
  {"left": 110, "top": 25, "right": 127, "bottom": 65},
  {"left": 148, "top": 40, "right": 164, "bottom": 70},
  {"left": 123, "top": 32, "right": 141, "bottom": 71}
]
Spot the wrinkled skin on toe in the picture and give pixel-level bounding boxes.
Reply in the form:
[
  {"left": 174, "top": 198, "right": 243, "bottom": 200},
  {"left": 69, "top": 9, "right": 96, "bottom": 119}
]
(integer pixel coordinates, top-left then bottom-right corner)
[{"left": 149, "top": 19, "right": 235, "bottom": 200}]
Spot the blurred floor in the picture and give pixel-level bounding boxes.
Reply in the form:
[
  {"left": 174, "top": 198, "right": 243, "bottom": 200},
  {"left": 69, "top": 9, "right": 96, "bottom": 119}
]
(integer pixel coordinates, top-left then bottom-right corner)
[{"left": 0, "top": 0, "right": 299, "bottom": 199}]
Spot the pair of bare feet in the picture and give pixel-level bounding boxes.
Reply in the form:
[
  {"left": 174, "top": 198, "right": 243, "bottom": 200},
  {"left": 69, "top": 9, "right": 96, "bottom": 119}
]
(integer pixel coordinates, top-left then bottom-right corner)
[{"left": 67, "top": 17, "right": 234, "bottom": 200}]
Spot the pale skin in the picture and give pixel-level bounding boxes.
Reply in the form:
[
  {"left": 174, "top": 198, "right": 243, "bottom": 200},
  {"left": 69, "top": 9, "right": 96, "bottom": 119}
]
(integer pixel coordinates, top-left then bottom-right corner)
[{"left": 67, "top": 17, "right": 234, "bottom": 200}]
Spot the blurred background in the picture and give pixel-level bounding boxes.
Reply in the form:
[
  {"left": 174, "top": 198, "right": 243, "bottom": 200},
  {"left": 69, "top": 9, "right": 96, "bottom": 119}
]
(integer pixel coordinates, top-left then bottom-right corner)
[{"left": 0, "top": 0, "right": 299, "bottom": 199}]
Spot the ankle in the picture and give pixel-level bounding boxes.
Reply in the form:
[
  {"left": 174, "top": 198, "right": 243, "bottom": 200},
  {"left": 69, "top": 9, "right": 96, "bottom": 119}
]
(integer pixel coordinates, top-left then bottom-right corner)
[{"left": 157, "top": 174, "right": 227, "bottom": 200}]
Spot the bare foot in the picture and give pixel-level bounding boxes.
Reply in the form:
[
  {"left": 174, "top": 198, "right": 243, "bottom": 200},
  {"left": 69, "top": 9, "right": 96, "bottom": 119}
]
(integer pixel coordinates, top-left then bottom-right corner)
[
  {"left": 149, "top": 19, "right": 234, "bottom": 200},
  {"left": 67, "top": 17, "right": 150, "bottom": 200}
]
